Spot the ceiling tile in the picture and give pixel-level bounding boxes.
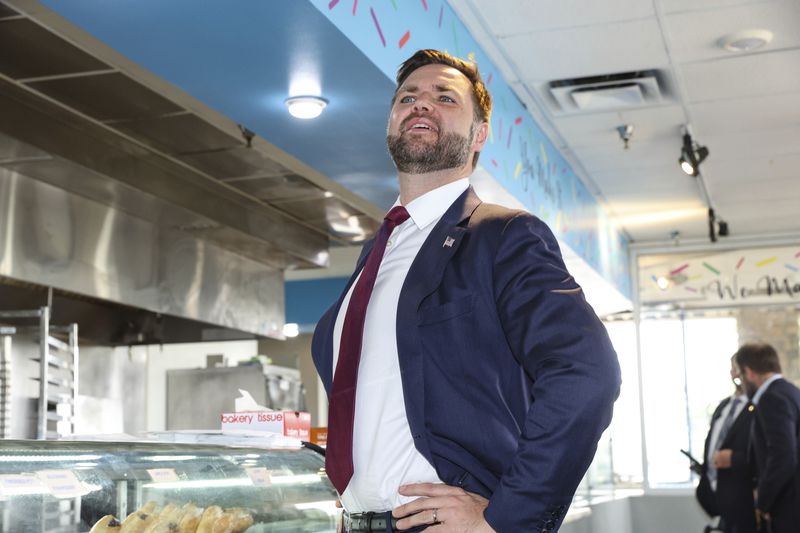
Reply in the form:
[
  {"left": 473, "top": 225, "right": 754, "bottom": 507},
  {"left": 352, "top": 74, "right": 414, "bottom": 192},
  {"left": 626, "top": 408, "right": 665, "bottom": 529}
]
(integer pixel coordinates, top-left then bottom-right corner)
[
  {"left": 477, "top": 0, "right": 655, "bottom": 36},
  {"left": 503, "top": 19, "right": 670, "bottom": 81},
  {"left": 575, "top": 139, "right": 686, "bottom": 173},
  {"left": 591, "top": 166, "right": 700, "bottom": 195},
  {"left": 680, "top": 49, "right": 800, "bottom": 102},
  {"left": 689, "top": 91, "right": 800, "bottom": 133},
  {"left": 702, "top": 126, "right": 800, "bottom": 160},
  {"left": 554, "top": 105, "right": 685, "bottom": 148},
  {"left": 702, "top": 153, "right": 800, "bottom": 184},
  {"left": 664, "top": 0, "right": 800, "bottom": 63},
  {"left": 661, "top": 0, "right": 774, "bottom": 15}
]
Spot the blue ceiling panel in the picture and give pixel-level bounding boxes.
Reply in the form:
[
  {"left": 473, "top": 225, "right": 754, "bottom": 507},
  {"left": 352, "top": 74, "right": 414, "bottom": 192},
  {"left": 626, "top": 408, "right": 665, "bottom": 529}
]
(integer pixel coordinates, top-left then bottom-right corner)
[{"left": 41, "top": 0, "right": 400, "bottom": 209}]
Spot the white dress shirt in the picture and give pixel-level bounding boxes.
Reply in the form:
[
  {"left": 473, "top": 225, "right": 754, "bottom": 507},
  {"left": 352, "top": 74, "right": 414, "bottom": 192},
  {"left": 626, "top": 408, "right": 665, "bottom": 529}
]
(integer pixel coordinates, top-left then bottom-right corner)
[
  {"left": 332, "top": 178, "right": 470, "bottom": 512},
  {"left": 706, "top": 393, "right": 747, "bottom": 491}
]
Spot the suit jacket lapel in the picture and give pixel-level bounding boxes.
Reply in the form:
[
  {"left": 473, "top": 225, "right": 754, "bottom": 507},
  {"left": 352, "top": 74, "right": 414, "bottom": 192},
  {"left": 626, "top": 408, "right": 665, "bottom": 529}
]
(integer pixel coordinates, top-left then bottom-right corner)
[{"left": 395, "top": 186, "right": 482, "bottom": 459}]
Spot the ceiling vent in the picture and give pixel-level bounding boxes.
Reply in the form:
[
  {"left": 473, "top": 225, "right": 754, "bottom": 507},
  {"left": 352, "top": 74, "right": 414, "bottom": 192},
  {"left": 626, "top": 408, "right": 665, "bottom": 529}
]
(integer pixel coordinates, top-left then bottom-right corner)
[{"left": 547, "top": 70, "right": 670, "bottom": 113}]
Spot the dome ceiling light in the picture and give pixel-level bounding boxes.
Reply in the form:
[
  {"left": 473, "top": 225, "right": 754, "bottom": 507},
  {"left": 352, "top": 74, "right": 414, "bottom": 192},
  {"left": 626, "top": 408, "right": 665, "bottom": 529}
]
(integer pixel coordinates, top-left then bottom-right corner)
[{"left": 285, "top": 96, "right": 328, "bottom": 119}]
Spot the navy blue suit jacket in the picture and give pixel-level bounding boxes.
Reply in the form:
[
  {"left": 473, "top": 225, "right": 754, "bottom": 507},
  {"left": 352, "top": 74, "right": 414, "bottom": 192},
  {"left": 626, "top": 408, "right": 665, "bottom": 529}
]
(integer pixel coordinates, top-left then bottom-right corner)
[
  {"left": 751, "top": 378, "right": 800, "bottom": 533},
  {"left": 312, "top": 187, "right": 621, "bottom": 532},
  {"left": 696, "top": 396, "right": 756, "bottom": 532}
]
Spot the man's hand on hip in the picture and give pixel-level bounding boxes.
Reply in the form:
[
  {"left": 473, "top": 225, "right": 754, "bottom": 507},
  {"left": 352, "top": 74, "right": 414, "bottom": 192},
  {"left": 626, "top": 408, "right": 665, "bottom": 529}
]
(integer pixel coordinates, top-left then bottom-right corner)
[{"left": 392, "top": 483, "right": 495, "bottom": 532}]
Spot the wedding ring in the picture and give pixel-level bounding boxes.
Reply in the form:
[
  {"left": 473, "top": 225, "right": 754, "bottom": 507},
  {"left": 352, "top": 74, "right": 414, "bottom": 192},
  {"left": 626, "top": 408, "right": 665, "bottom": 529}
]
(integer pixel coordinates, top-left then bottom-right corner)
[{"left": 432, "top": 508, "right": 438, "bottom": 523}]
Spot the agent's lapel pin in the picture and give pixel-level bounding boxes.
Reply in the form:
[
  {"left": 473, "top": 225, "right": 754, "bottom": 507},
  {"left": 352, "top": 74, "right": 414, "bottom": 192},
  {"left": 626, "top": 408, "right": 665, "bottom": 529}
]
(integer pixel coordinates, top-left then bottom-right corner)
[{"left": 443, "top": 236, "right": 455, "bottom": 248}]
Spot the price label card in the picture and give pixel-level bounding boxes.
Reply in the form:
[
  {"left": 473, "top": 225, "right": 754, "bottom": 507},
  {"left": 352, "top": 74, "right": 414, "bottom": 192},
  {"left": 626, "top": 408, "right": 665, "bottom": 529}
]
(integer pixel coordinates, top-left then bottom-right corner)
[
  {"left": 147, "top": 468, "right": 179, "bottom": 483},
  {"left": 36, "top": 470, "right": 85, "bottom": 498},
  {"left": 245, "top": 467, "right": 271, "bottom": 486},
  {"left": 0, "top": 474, "right": 46, "bottom": 497}
]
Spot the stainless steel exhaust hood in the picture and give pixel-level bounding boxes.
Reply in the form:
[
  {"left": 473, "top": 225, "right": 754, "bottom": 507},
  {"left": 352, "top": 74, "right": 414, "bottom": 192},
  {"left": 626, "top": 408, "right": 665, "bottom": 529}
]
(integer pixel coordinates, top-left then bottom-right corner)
[{"left": 0, "top": 3, "right": 381, "bottom": 340}]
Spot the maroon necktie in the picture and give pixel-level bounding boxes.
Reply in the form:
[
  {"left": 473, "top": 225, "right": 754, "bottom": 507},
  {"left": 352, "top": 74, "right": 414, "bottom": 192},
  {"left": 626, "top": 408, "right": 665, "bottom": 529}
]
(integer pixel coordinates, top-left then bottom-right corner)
[{"left": 325, "top": 205, "right": 410, "bottom": 494}]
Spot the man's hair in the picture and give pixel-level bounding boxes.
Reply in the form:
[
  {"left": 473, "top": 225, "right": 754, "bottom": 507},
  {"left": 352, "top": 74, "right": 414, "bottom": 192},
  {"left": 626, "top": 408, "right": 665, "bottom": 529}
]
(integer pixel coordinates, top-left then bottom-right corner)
[
  {"left": 394, "top": 49, "right": 492, "bottom": 169},
  {"left": 734, "top": 343, "right": 782, "bottom": 374}
]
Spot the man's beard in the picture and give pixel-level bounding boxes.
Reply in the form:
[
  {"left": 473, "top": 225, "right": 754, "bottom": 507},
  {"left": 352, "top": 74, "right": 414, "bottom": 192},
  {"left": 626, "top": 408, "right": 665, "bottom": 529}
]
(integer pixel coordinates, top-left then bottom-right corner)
[
  {"left": 743, "top": 378, "right": 758, "bottom": 399},
  {"left": 387, "top": 123, "right": 473, "bottom": 174}
]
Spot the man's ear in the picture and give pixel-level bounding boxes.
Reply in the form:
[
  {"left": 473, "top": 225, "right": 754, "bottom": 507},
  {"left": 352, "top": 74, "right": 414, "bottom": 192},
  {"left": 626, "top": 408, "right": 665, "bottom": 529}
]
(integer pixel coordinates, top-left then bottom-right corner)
[{"left": 472, "top": 121, "right": 489, "bottom": 151}]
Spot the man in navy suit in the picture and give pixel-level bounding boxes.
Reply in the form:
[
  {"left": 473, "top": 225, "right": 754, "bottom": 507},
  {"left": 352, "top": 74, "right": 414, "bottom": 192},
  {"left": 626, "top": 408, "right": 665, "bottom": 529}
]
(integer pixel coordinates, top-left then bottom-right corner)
[
  {"left": 312, "top": 49, "right": 621, "bottom": 532},
  {"left": 695, "top": 356, "right": 756, "bottom": 533},
  {"left": 735, "top": 343, "right": 800, "bottom": 533}
]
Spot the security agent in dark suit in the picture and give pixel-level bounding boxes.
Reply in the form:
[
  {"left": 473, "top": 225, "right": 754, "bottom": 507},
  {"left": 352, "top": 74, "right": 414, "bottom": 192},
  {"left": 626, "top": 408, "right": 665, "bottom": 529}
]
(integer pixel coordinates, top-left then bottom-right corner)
[
  {"left": 735, "top": 343, "right": 800, "bottom": 533},
  {"left": 312, "top": 49, "right": 621, "bottom": 532},
  {"left": 696, "top": 356, "right": 756, "bottom": 533}
]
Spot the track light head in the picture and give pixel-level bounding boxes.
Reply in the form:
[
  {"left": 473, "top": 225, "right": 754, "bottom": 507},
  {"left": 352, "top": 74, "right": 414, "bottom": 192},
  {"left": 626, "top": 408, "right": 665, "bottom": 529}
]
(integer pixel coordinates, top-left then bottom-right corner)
[{"left": 678, "top": 132, "right": 709, "bottom": 176}]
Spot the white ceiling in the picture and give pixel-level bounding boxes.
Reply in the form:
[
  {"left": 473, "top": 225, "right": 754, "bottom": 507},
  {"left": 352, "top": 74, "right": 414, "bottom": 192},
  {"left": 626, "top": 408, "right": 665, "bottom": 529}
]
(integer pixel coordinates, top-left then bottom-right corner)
[{"left": 450, "top": 0, "right": 800, "bottom": 245}]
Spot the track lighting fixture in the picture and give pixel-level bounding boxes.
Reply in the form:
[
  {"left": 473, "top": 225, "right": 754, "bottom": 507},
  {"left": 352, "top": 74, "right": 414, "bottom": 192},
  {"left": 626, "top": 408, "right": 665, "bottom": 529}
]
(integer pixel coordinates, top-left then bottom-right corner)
[
  {"left": 708, "top": 208, "right": 730, "bottom": 243},
  {"left": 679, "top": 132, "right": 709, "bottom": 176}
]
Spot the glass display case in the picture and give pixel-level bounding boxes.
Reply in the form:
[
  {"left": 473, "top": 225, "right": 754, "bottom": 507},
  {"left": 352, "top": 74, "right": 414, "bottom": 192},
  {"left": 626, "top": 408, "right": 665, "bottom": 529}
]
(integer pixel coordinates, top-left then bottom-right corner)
[{"left": 0, "top": 439, "right": 337, "bottom": 532}]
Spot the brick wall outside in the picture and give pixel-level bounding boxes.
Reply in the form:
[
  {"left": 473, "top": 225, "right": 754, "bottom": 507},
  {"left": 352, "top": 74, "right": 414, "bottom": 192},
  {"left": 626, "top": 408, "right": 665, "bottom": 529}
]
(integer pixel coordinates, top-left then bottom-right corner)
[{"left": 736, "top": 306, "right": 800, "bottom": 385}]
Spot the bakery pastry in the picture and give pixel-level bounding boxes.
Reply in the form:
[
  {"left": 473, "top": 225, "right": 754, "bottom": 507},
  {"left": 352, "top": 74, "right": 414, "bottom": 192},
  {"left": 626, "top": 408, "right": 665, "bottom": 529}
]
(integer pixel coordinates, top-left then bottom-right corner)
[
  {"left": 178, "top": 503, "right": 203, "bottom": 532},
  {"left": 195, "top": 506, "right": 224, "bottom": 533},
  {"left": 210, "top": 508, "right": 254, "bottom": 533},
  {"left": 120, "top": 503, "right": 159, "bottom": 533},
  {"left": 90, "top": 515, "right": 122, "bottom": 533}
]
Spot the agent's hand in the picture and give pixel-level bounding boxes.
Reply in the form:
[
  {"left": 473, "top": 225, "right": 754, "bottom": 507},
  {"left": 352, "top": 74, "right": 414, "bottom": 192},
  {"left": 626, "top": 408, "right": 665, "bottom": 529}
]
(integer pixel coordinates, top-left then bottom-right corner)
[
  {"left": 392, "top": 483, "right": 495, "bottom": 532},
  {"left": 712, "top": 449, "right": 733, "bottom": 469}
]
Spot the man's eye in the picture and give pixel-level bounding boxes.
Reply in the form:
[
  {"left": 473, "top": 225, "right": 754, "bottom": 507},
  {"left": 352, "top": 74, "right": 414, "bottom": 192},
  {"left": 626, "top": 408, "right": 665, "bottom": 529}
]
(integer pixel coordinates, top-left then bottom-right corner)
[
  {"left": 440, "top": 95, "right": 455, "bottom": 103},
  {"left": 400, "top": 96, "right": 415, "bottom": 103}
]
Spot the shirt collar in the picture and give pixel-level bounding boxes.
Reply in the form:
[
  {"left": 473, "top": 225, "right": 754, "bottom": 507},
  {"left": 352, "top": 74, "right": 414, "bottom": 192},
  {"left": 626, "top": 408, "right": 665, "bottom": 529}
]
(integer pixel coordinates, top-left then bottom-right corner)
[
  {"left": 393, "top": 179, "right": 470, "bottom": 231},
  {"left": 752, "top": 374, "right": 783, "bottom": 405}
]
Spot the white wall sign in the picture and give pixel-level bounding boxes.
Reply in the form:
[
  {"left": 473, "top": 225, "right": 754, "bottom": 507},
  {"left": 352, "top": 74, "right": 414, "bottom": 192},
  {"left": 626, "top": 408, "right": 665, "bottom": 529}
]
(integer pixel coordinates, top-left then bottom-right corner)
[{"left": 641, "top": 245, "right": 800, "bottom": 307}]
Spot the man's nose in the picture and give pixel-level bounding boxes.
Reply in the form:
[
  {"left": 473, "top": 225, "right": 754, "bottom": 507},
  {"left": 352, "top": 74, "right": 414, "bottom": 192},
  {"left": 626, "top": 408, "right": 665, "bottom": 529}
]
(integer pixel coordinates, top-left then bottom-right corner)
[{"left": 412, "top": 94, "right": 433, "bottom": 113}]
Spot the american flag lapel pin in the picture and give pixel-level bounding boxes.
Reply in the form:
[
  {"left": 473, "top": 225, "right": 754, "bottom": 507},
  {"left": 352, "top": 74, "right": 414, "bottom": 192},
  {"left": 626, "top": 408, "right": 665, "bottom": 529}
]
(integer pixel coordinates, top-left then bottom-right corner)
[{"left": 443, "top": 236, "right": 455, "bottom": 248}]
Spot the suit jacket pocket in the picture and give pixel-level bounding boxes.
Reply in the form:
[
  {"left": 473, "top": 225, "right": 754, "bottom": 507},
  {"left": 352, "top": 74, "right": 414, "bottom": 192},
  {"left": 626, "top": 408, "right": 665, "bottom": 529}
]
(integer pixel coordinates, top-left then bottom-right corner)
[{"left": 418, "top": 294, "right": 474, "bottom": 326}]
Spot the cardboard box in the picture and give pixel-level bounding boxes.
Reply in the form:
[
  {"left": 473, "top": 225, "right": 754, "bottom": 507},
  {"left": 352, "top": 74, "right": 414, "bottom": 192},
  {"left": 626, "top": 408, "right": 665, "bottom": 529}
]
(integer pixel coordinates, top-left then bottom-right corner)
[{"left": 221, "top": 410, "right": 310, "bottom": 440}]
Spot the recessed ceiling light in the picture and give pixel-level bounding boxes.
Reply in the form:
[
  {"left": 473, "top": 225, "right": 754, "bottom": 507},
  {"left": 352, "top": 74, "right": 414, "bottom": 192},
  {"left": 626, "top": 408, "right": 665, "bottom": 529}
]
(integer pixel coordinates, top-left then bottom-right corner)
[
  {"left": 718, "top": 29, "right": 773, "bottom": 52},
  {"left": 285, "top": 96, "right": 328, "bottom": 119}
]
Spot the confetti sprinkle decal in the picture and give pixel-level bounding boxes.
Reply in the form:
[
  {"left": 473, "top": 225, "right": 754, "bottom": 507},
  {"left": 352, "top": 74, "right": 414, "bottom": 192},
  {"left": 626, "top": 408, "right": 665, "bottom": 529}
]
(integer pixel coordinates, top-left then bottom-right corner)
[
  {"left": 328, "top": 0, "right": 340, "bottom": 8},
  {"left": 486, "top": 72, "right": 492, "bottom": 84},
  {"left": 514, "top": 116, "right": 522, "bottom": 125},
  {"left": 399, "top": 30, "right": 410, "bottom": 48},
  {"left": 438, "top": 5, "right": 443, "bottom": 28},
  {"left": 389, "top": 0, "right": 397, "bottom": 10},
  {"left": 491, "top": 159, "right": 498, "bottom": 167},
  {"left": 688, "top": 274, "right": 702, "bottom": 281},
  {"left": 756, "top": 257, "right": 777, "bottom": 267},
  {"left": 539, "top": 143, "right": 548, "bottom": 164},
  {"left": 786, "top": 264, "right": 799, "bottom": 273},
  {"left": 702, "top": 262, "right": 720, "bottom": 275},
  {"left": 736, "top": 256, "right": 745, "bottom": 270},
  {"left": 685, "top": 287, "right": 698, "bottom": 293},
  {"left": 370, "top": 8, "right": 386, "bottom": 47},
  {"left": 421, "top": 0, "right": 428, "bottom": 10},
  {"left": 514, "top": 161, "right": 521, "bottom": 178},
  {"left": 670, "top": 263, "right": 689, "bottom": 275},
  {"left": 468, "top": 52, "right": 475, "bottom": 62},
  {"left": 507, "top": 126, "right": 513, "bottom": 148}
]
